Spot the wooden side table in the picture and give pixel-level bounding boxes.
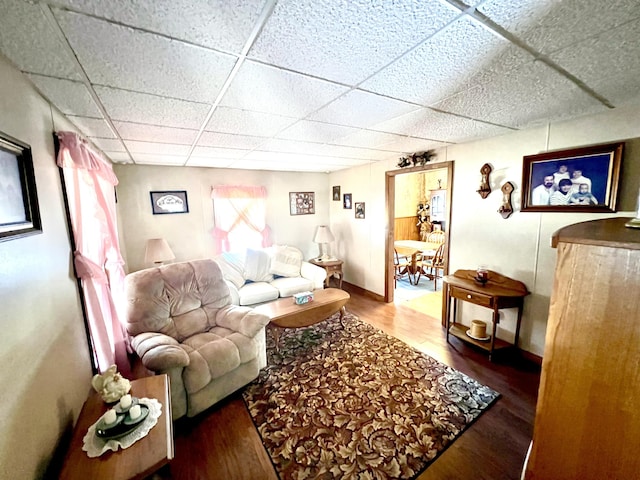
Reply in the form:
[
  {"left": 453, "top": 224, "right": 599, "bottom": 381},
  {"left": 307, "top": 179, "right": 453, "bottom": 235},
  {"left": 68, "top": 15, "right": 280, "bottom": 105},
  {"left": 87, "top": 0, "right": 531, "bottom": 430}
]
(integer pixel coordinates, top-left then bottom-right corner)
[
  {"left": 59, "top": 374, "right": 174, "bottom": 480},
  {"left": 309, "top": 258, "right": 343, "bottom": 289},
  {"left": 442, "top": 269, "right": 529, "bottom": 361}
]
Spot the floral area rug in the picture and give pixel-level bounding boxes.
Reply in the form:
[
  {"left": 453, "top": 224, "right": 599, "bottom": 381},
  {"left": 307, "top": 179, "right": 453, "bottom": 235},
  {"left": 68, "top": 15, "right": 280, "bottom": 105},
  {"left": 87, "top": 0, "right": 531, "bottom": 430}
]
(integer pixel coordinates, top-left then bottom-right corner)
[{"left": 242, "top": 312, "right": 500, "bottom": 480}]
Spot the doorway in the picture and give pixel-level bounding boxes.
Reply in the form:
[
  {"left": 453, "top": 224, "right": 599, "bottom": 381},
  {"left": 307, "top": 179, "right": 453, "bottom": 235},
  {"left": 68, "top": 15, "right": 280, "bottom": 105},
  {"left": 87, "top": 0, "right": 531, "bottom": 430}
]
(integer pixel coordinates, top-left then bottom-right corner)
[{"left": 385, "top": 161, "right": 454, "bottom": 308}]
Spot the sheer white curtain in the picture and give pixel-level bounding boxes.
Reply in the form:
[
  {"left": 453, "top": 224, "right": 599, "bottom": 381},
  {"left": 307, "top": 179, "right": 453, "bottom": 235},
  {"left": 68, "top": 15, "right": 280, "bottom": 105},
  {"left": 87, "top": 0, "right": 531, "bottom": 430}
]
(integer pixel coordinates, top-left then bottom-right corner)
[
  {"left": 211, "top": 185, "right": 271, "bottom": 253},
  {"left": 56, "top": 131, "right": 130, "bottom": 375}
]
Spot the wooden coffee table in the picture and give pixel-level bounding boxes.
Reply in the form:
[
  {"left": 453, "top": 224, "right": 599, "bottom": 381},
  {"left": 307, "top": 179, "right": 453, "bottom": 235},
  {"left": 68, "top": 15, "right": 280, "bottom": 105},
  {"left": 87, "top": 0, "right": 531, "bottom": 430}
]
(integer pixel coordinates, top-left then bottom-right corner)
[{"left": 254, "top": 288, "right": 350, "bottom": 351}]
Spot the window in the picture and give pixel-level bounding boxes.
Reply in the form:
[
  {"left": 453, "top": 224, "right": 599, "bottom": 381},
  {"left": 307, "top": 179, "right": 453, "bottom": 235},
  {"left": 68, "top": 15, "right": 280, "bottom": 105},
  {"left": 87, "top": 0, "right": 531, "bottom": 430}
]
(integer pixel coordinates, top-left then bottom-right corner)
[{"left": 211, "top": 185, "right": 271, "bottom": 253}]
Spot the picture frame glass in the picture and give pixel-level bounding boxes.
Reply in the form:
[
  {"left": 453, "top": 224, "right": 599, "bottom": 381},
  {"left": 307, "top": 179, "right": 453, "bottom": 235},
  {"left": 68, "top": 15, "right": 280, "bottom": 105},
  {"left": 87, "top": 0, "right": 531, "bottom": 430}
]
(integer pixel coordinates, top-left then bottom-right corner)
[
  {"left": 289, "top": 192, "right": 315, "bottom": 215},
  {"left": 0, "top": 132, "right": 41, "bottom": 241},
  {"left": 521, "top": 142, "right": 622, "bottom": 213}
]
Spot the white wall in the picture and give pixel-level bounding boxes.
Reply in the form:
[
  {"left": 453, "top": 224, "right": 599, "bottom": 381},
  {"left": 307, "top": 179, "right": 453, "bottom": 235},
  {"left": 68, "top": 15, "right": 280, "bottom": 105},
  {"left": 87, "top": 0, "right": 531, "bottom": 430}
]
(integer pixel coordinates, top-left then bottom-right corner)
[
  {"left": 330, "top": 106, "right": 640, "bottom": 357},
  {"left": 0, "top": 56, "right": 92, "bottom": 478},
  {"left": 113, "top": 164, "right": 330, "bottom": 272}
]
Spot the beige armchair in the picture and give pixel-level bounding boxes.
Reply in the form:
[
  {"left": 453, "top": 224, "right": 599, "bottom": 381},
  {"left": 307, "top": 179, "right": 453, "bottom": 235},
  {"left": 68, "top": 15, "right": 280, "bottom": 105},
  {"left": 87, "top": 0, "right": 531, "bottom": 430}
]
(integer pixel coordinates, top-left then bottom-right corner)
[{"left": 124, "top": 259, "right": 270, "bottom": 419}]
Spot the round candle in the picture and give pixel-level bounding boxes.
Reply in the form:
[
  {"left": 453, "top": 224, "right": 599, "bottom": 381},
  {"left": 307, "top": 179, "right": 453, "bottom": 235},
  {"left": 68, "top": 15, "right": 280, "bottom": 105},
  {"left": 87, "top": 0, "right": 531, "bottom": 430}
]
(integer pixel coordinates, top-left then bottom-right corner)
[
  {"left": 104, "top": 409, "right": 117, "bottom": 425},
  {"left": 119, "top": 394, "right": 132, "bottom": 409},
  {"left": 129, "top": 404, "right": 141, "bottom": 420}
]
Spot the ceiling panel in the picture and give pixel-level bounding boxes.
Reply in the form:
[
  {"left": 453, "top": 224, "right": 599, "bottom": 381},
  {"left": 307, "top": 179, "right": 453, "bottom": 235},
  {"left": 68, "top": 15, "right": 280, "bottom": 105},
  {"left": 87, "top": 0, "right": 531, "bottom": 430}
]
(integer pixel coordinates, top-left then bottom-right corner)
[
  {"left": 0, "top": 0, "right": 638, "bottom": 172},
  {"left": 248, "top": 0, "right": 460, "bottom": 85},
  {"left": 52, "top": 0, "right": 267, "bottom": 54}
]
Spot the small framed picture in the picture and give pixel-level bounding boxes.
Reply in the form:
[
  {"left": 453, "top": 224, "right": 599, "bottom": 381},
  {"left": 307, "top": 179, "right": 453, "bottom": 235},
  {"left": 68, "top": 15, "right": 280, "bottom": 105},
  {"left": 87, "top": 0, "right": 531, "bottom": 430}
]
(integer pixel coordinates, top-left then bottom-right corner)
[
  {"left": 343, "top": 193, "right": 352, "bottom": 209},
  {"left": 332, "top": 185, "right": 341, "bottom": 201},
  {"left": 355, "top": 202, "right": 365, "bottom": 219},
  {"left": 150, "top": 190, "right": 189, "bottom": 214},
  {"left": 289, "top": 192, "right": 315, "bottom": 215}
]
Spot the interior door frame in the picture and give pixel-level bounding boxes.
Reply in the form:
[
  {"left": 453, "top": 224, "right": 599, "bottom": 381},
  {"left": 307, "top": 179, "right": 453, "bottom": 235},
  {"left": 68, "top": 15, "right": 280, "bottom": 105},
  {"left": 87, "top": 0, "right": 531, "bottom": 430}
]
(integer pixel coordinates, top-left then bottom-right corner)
[{"left": 385, "top": 161, "right": 455, "bottom": 303}]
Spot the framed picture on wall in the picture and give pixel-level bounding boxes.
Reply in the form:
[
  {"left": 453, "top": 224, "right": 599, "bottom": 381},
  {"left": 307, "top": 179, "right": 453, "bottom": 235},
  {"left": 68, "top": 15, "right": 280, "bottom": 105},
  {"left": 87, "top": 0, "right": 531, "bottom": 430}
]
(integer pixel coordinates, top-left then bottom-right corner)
[
  {"left": 0, "top": 131, "right": 42, "bottom": 242},
  {"left": 521, "top": 142, "right": 623, "bottom": 213},
  {"left": 355, "top": 202, "right": 365, "bottom": 219},
  {"left": 343, "top": 193, "right": 352, "bottom": 209},
  {"left": 332, "top": 185, "right": 340, "bottom": 201},
  {"left": 150, "top": 190, "right": 189, "bottom": 214},
  {"left": 289, "top": 192, "right": 315, "bottom": 215}
]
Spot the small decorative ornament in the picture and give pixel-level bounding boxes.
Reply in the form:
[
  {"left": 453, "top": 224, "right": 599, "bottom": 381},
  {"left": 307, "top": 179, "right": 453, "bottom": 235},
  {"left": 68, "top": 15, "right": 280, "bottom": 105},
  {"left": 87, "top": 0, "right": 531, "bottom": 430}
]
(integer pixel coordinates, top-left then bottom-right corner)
[
  {"left": 91, "top": 365, "right": 132, "bottom": 403},
  {"left": 477, "top": 163, "right": 492, "bottom": 199},
  {"left": 498, "top": 182, "right": 515, "bottom": 219}
]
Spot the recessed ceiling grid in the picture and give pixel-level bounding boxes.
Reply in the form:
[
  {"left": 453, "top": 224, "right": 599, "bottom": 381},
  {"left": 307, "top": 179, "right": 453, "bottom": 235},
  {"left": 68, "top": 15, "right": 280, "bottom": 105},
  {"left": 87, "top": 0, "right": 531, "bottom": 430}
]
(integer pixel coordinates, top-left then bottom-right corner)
[{"left": 0, "top": 0, "right": 637, "bottom": 172}]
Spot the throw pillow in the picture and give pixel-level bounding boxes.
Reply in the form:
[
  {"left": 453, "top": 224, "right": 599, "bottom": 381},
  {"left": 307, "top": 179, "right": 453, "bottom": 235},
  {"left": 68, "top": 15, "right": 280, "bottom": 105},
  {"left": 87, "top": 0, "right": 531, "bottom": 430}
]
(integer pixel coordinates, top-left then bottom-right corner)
[
  {"left": 269, "top": 245, "right": 303, "bottom": 278},
  {"left": 244, "top": 249, "right": 274, "bottom": 282},
  {"left": 214, "top": 252, "right": 245, "bottom": 289}
]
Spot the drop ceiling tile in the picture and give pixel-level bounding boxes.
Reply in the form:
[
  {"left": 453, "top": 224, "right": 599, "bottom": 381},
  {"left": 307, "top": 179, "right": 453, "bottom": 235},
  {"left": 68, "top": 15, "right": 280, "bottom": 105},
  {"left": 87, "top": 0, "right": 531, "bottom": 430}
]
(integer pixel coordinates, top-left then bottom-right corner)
[
  {"left": 124, "top": 141, "right": 191, "bottom": 156},
  {"left": 27, "top": 74, "right": 102, "bottom": 117},
  {"left": 197, "top": 131, "right": 266, "bottom": 150},
  {"left": 89, "top": 138, "right": 126, "bottom": 152},
  {"left": 276, "top": 120, "right": 363, "bottom": 144},
  {"left": 245, "top": 150, "right": 371, "bottom": 166},
  {"left": 131, "top": 153, "right": 186, "bottom": 165},
  {"left": 112, "top": 122, "right": 198, "bottom": 144},
  {"left": 431, "top": 50, "right": 604, "bottom": 128},
  {"left": 94, "top": 86, "right": 210, "bottom": 129},
  {"left": 185, "top": 157, "right": 237, "bottom": 168},
  {"left": 327, "top": 129, "right": 411, "bottom": 149},
  {"left": 103, "top": 151, "right": 132, "bottom": 163},
  {"left": 308, "top": 90, "right": 421, "bottom": 129},
  {"left": 0, "top": 0, "right": 82, "bottom": 79},
  {"left": 549, "top": 17, "right": 640, "bottom": 106},
  {"left": 367, "top": 136, "right": 450, "bottom": 153},
  {"left": 190, "top": 146, "right": 250, "bottom": 159},
  {"left": 67, "top": 115, "right": 116, "bottom": 138},
  {"left": 53, "top": 0, "right": 266, "bottom": 54},
  {"left": 252, "top": 138, "right": 322, "bottom": 155},
  {"left": 360, "top": 17, "right": 509, "bottom": 106},
  {"left": 54, "top": 9, "right": 237, "bottom": 103},
  {"left": 229, "top": 159, "right": 347, "bottom": 173},
  {"left": 220, "top": 60, "right": 349, "bottom": 117},
  {"left": 205, "top": 107, "right": 298, "bottom": 137},
  {"left": 372, "top": 108, "right": 513, "bottom": 143},
  {"left": 478, "top": 0, "right": 640, "bottom": 55},
  {"left": 248, "top": 0, "right": 459, "bottom": 85}
]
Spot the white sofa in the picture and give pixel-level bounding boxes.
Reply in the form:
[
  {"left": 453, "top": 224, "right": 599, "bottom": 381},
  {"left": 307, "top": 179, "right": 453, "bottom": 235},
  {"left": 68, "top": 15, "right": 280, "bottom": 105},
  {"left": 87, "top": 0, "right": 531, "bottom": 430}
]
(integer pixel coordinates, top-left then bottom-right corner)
[{"left": 214, "top": 245, "right": 327, "bottom": 307}]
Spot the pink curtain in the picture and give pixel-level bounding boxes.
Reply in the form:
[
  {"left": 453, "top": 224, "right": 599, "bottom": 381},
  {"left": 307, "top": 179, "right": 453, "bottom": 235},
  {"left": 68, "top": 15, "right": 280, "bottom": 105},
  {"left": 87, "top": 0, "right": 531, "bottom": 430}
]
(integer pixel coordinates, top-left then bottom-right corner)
[
  {"left": 211, "top": 185, "right": 271, "bottom": 254},
  {"left": 56, "top": 131, "right": 130, "bottom": 376}
]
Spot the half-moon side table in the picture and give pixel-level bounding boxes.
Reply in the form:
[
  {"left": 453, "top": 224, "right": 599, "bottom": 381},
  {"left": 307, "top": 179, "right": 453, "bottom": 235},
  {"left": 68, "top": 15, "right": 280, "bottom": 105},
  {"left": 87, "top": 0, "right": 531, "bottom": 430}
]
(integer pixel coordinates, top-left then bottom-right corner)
[{"left": 442, "top": 269, "right": 529, "bottom": 361}]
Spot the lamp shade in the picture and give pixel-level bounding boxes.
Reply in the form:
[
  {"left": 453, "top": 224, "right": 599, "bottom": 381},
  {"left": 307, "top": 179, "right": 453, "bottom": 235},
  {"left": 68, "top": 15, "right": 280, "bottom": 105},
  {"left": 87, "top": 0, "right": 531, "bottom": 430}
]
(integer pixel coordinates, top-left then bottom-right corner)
[
  {"left": 314, "top": 225, "right": 335, "bottom": 244},
  {"left": 144, "top": 238, "right": 175, "bottom": 265}
]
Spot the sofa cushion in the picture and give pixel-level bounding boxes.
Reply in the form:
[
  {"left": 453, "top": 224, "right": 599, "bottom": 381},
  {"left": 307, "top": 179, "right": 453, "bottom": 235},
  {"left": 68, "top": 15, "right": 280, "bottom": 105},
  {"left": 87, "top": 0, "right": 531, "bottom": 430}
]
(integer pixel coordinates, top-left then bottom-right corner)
[
  {"left": 244, "top": 249, "right": 274, "bottom": 282},
  {"left": 270, "top": 276, "right": 315, "bottom": 298},
  {"left": 269, "top": 245, "right": 303, "bottom": 277},
  {"left": 238, "top": 281, "right": 279, "bottom": 306}
]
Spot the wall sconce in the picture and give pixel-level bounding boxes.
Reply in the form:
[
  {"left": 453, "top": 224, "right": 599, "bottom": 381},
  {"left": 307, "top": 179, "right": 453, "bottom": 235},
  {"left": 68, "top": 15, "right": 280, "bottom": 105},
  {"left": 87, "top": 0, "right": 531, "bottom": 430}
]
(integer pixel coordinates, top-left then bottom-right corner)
[
  {"left": 144, "top": 238, "right": 175, "bottom": 266},
  {"left": 313, "top": 225, "right": 335, "bottom": 262},
  {"left": 477, "top": 163, "right": 492, "bottom": 199}
]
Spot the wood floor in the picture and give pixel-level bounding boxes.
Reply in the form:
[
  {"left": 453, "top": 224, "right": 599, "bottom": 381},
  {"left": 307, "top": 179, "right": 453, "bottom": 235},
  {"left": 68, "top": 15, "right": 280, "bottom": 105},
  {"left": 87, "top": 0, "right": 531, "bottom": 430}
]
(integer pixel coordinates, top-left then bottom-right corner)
[{"left": 152, "top": 286, "right": 541, "bottom": 480}]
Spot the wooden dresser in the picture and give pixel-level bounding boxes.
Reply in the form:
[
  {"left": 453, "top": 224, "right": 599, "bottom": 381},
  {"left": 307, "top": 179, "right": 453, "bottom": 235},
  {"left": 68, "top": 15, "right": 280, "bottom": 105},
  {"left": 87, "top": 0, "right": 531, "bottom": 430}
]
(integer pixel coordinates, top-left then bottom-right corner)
[{"left": 525, "top": 217, "right": 640, "bottom": 479}]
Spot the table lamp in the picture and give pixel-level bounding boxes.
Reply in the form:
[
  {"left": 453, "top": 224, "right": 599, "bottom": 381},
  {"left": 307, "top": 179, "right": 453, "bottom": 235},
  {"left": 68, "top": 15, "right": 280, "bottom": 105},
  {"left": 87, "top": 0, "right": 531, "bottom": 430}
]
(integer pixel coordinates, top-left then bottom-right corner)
[
  {"left": 313, "top": 225, "right": 335, "bottom": 262},
  {"left": 144, "top": 238, "right": 175, "bottom": 266}
]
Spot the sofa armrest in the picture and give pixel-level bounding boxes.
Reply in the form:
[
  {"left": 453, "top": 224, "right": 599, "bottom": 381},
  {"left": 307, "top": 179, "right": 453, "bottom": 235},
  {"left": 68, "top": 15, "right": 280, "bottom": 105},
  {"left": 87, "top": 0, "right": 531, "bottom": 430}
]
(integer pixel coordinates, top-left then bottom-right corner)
[
  {"left": 215, "top": 305, "right": 271, "bottom": 337},
  {"left": 301, "top": 261, "right": 327, "bottom": 289},
  {"left": 225, "top": 280, "right": 240, "bottom": 305},
  {"left": 131, "top": 332, "right": 190, "bottom": 372}
]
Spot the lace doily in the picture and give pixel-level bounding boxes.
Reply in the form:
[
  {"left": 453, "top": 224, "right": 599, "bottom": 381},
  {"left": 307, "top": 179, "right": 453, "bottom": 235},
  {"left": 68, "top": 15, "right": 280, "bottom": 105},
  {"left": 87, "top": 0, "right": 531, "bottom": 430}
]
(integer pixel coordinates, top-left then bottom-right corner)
[{"left": 82, "top": 397, "right": 162, "bottom": 458}]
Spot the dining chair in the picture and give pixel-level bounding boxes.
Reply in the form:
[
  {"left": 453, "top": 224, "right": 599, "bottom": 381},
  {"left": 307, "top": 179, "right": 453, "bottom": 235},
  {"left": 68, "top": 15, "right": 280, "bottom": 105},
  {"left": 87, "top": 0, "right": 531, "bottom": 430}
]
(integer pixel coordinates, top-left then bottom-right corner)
[
  {"left": 416, "top": 243, "right": 446, "bottom": 289},
  {"left": 426, "top": 230, "right": 445, "bottom": 244},
  {"left": 394, "top": 248, "right": 414, "bottom": 286}
]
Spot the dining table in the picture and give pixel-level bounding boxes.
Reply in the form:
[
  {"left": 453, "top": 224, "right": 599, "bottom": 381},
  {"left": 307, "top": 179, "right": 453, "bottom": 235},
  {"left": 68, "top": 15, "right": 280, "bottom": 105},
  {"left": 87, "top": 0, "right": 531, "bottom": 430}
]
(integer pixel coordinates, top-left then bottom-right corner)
[{"left": 394, "top": 240, "right": 442, "bottom": 282}]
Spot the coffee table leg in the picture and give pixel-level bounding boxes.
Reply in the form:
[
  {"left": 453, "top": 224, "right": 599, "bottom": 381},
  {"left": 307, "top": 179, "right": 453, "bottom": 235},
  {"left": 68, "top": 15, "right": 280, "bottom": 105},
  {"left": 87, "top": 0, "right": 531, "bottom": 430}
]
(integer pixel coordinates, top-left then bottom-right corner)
[
  {"left": 273, "top": 327, "right": 283, "bottom": 353},
  {"left": 339, "top": 306, "right": 347, "bottom": 329}
]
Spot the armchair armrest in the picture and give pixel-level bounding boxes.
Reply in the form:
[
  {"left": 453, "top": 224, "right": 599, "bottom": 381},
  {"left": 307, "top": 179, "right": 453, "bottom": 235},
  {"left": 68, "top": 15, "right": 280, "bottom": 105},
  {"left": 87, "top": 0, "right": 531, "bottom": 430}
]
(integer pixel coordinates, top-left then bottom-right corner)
[
  {"left": 301, "top": 261, "right": 327, "bottom": 289},
  {"left": 215, "top": 305, "right": 271, "bottom": 337},
  {"left": 131, "top": 332, "right": 190, "bottom": 372}
]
